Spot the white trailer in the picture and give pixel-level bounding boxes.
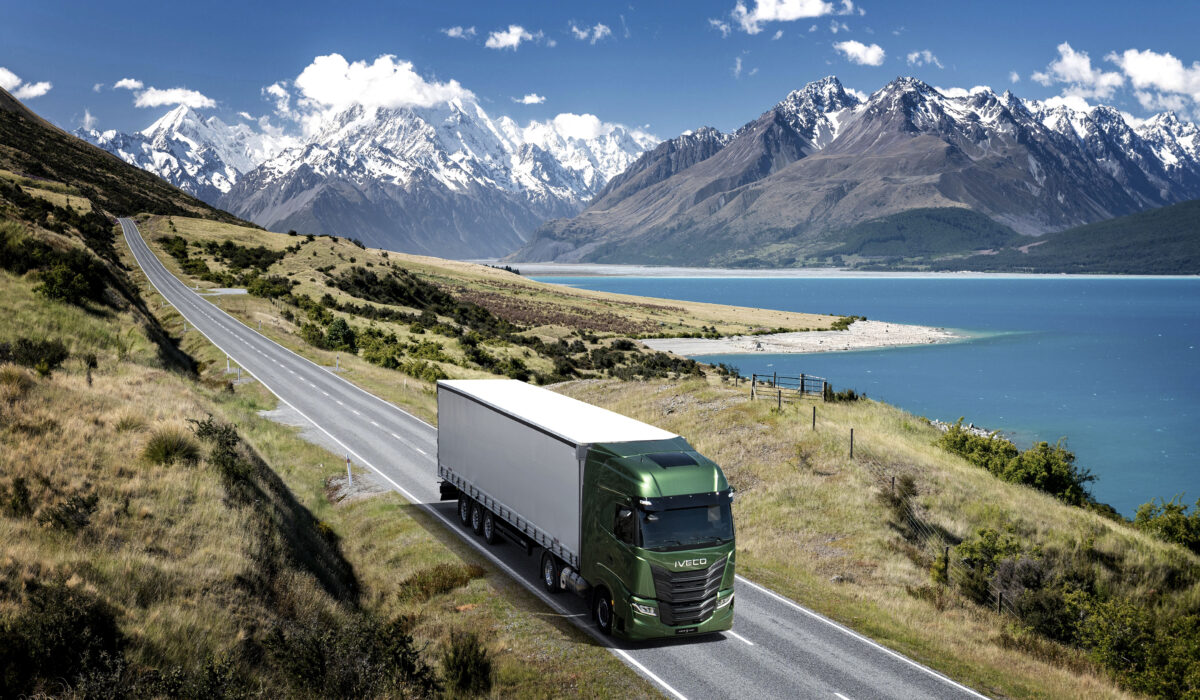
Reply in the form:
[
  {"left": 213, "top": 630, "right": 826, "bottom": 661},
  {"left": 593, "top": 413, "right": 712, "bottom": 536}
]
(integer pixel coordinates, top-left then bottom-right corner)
[{"left": 436, "top": 379, "right": 676, "bottom": 568}]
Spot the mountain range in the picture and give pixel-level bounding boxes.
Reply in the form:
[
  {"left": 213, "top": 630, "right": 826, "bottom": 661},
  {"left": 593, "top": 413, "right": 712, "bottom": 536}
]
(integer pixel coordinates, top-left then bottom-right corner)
[
  {"left": 513, "top": 76, "right": 1200, "bottom": 266},
  {"left": 78, "top": 102, "right": 656, "bottom": 258}
]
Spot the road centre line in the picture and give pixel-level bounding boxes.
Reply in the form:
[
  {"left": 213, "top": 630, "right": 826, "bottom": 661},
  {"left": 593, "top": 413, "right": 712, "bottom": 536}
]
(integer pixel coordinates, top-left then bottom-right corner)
[{"left": 727, "top": 630, "right": 755, "bottom": 646}]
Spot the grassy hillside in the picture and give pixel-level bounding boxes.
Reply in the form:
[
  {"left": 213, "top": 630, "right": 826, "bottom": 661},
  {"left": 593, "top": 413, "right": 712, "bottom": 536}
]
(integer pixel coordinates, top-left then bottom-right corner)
[
  {"left": 0, "top": 163, "right": 652, "bottom": 696},
  {"left": 133, "top": 214, "right": 843, "bottom": 422},
  {"left": 821, "top": 207, "right": 1024, "bottom": 260},
  {"left": 932, "top": 199, "right": 1200, "bottom": 274},
  {"left": 557, "top": 379, "right": 1200, "bottom": 699}
]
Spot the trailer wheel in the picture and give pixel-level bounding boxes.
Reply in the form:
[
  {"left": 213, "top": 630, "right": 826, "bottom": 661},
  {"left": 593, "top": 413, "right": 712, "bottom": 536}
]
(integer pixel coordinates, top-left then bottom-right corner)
[
  {"left": 482, "top": 510, "right": 500, "bottom": 545},
  {"left": 470, "top": 502, "right": 484, "bottom": 534},
  {"left": 458, "top": 495, "right": 472, "bottom": 526},
  {"left": 540, "top": 551, "right": 562, "bottom": 594},
  {"left": 593, "top": 587, "right": 614, "bottom": 635}
]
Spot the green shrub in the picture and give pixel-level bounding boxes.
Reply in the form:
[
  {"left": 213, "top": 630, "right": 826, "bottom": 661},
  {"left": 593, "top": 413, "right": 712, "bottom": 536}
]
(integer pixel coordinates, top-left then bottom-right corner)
[
  {"left": 264, "top": 614, "right": 439, "bottom": 697},
  {"left": 1, "top": 477, "right": 33, "bottom": 518},
  {"left": 1134, "top": 496, "right": 1200, "bottom": 554},
  {"left": 324, "top": 317, "right": 357, "bottom": 352},
  {"left": 441, "top": 631, "right": 492, "bottom": 697},
  {"left": 397, "top": 563, "right": 485, "bottom": 603},
  {"left": 0, "top": 338, "right": 68, "bottom": 374},
  {"left": 36, "top": 492, "right": 99, "bottom": 532},
  {"left": 142, "top": 428, "right": 200, "bottom": 466},
  {"left": 0, "top": 579, "right": 125, "bottom": 697},
  {"left": 246, "top": 274, "right": 293, "bottom": 298}
]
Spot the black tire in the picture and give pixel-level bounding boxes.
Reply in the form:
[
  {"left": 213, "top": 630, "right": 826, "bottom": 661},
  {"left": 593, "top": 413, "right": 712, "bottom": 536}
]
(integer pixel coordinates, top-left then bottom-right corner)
[
  {"left": 593, "top": 587, "right": 614, "bottom": 635},
  {"left": 458, "top": 495, "right": 472, "bottom": 525},
  {"left": 470, "top": 502, "right": 484, "bottom": 534},
  {"left": 482, "top": 510, "right": 500, "bottom": 545},
  {"left": 540, "top": 551, "right": 561, "bottom": 594}
]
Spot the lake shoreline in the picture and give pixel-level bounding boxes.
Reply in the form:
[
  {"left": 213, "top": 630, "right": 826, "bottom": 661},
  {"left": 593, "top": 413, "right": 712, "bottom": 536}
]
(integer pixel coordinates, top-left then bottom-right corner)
[{"left": 642, "top": 320, "right": 965, "bottom": 356}]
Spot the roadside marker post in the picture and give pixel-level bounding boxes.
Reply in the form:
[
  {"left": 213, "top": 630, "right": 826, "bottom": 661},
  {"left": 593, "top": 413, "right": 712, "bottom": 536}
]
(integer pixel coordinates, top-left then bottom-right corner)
[
  {"left": 850, "top": 428, "right": 855, "bottom": 458},
  {"left": 346, "top": 455, "right": 352, "bottom": 488}
]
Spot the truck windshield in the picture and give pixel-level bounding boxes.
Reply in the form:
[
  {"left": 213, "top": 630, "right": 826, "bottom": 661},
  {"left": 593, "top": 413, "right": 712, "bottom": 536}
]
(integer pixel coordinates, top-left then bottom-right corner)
[{"left": 640, "top": 504, "right": 734, "bottom": 552}]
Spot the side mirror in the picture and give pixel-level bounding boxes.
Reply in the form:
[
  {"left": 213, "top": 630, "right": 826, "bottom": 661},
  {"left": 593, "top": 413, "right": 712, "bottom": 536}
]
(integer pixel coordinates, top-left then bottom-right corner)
[{"left": 618, "top": 508, "right": 632, "bottom": 520}]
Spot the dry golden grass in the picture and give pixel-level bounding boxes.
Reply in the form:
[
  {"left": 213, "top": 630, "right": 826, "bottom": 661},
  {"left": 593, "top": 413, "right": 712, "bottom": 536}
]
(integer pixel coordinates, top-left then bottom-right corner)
[{"left": 555, "top": 378, "right": 1188, "bottom": 700}]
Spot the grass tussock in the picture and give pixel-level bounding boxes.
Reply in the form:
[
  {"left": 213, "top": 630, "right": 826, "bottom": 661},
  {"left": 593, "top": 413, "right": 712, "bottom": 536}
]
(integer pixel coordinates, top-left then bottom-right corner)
[
  {"left": 397, "top": 562, "right": 487, "bottom": 604},
  {"left": 141, "top": 426, "right": 200, "bottom": 466}
]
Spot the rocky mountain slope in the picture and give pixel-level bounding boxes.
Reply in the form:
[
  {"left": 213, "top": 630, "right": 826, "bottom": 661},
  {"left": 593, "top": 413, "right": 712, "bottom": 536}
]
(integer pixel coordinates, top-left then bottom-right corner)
[
  {"left": 513, "top": 76, "right": 1200, "bottom": 266},
  {"left": 81, "top": 99, "right": 656, "bottom": 259},
  {"left": 75, "top": 106, "right": 293, "bottom": 205}
]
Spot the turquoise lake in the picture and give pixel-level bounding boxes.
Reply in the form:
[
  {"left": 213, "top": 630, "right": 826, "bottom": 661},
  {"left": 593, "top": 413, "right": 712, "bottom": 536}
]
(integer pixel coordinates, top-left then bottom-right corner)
[{"left": 532, "top": 275, "right": 1200, "bottom": 517}]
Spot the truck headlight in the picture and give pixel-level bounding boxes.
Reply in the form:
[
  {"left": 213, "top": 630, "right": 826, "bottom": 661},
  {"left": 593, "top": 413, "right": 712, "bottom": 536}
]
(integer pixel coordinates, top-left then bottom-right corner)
[
  {"left": 716, "top": 593, "right": 734, "bottom": 609},
  {"left": 630, "top": 603, "right": 657, "bottom": 617}
]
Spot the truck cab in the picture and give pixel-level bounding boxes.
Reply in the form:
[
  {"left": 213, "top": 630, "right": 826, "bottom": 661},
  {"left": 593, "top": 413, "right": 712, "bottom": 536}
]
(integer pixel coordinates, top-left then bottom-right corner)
[{"left": 581, "top": 438, "right": 736, "bottom": 640}]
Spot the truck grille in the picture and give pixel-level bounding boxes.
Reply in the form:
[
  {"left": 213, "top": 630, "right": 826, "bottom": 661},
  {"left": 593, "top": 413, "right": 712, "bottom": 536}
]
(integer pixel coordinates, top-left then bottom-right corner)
[{"left": 650, "top": 556, "right": 727, "bottom": 626}]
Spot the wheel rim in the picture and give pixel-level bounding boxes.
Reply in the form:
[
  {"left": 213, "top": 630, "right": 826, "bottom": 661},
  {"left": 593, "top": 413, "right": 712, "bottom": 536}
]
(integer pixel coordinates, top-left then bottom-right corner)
[
  {"left": 472, "top": 507, "right": 481, "bottom": 530},
  {"left": 543, "top": 559, "right": 554, "bottom": 588},
  {"left": 597, "top": 597, "right": 611, "bottom": 629},
  {"left": 459, "top": 499, "right": 469, "bottom": 522},
  {"left": 484, "top": 515, "right": 493, "bottom": 539}
]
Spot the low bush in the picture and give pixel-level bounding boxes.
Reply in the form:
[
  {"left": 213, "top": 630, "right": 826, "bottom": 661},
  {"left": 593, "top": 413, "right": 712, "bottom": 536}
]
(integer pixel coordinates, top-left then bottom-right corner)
[
  {"left": 1133, "top": 496, "right": 1200, "bottom": 554},
  {"left": 397, "top": 563, "right": 486, "bottom": 604},
  {"left": 264, "top": 614, "right": 440, "bottom": 697},
  {"left": 142, "top": 427, "right": 200, "bottom": 466},
  {"left": 0, "top": 477, "right": 33, "bottom": 518},
  {"left": 441, "top": 631, "right": 492, "bottom": 697},
  {"left": 36, "top": 492, "right": 99, "bottom": 532},
  {"left": 0, "top": 338, "right": 69, "bottom": 374}
]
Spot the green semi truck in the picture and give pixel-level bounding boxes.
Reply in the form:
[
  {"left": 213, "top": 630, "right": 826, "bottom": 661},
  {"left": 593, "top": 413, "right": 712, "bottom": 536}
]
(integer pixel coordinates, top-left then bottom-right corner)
[{"left": 437, "top": 379, "right": 736, "bottom": 640}]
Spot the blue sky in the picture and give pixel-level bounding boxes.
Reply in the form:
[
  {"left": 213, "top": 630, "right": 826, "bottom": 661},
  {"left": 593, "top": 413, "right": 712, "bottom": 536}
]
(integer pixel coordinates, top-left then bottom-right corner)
[{"left": 4, "top": 0, "right": 1200, "bottom": 139}]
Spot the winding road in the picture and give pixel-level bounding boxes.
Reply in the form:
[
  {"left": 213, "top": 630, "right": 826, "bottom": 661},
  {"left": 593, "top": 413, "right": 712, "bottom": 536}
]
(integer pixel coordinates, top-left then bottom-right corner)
[{"left": 121, "top": 218, "right": 986, "bottom": 700}]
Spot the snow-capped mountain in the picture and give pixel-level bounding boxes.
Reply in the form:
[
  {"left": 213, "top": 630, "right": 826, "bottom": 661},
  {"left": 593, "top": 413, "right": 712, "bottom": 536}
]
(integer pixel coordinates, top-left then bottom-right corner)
[
  {"left": 75, "top": 106, "right": 294, "bottom": 204},
  {"left": 515, "top": 75, "right": 1200, "bottom": 265},
  {"left": 215, "top": 100, "right": 656, "bottom": 258}
]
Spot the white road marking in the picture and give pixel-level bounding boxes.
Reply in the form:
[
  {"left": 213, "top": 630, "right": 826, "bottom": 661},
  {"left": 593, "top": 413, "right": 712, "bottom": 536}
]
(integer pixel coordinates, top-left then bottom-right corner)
[
  {"left": 834, "top": 693, "right": 852, "bottom": 700},
  {"left": 727, "top": 630, "right": 755, "bottom": 646},
  {"left": 335, "top": 400, "right": 344, "bottom": 406},
  {"left": 414, "top": 447, "right": 427, "bottom": 456},
  {"left": 351, "top": 409, "right": 361, "bottom": 416},
  {"left": 390, "top": 432, "right": 403, "bottom": 440},
  {"left": 370, "top": 420, "right": 379, "bottom": 427}
]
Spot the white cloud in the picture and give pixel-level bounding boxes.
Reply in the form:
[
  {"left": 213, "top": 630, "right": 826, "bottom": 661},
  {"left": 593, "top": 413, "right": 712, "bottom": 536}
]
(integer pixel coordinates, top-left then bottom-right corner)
[
  {"left": 709, "top": 18, "right": 732, "bottom": 38},
  {"left": 833, "top": 40, "right": 885, "bottom": 66},
  {"left": 845, "top": 86, "right": 867, "bottom": 101},
  {"left": 1009, "top": 70, "right": 1020, "bottom": 83},
  {"left": 82, "top": 109, "right": 97, "bottom": 131},
  {"left": 733, "top": 56, "right": 744, "bottom": 78},
  {"left": 237, "top": 111, "right": 254, "bottom": 120},
  {"left": 0, "top": 67, "right": 52, "bottom": 99},
  {"left": 809, "top": 24, "right": 818, "bottom": 32},
  {"left": 441, "top": 26, "right": 476, "bottom": 39},
  {"left": 772, "top": 29, "right": 783, "bottom": 40},
  {"left": 829, "top": 20, "right": 848, "bottom": 33},
  {"left": 293, "top": 54, "right": 473, "bottom": 116},
  {"left": 513, "top": 93, "right": 546, "bottom": 104},
  {"left": 731, "top": 0, "right": 835, "bottom": 35},
  {"left": 13, "top": 81, "right": 51, "bottom": 99},
  {"left": 0, "top": 67, "right": 20, "bottom": 92},
  {"left": 486, "top": 25, "right": 539, "bottom": 50},
  {"left": 936, "top": 85, "right": 991, "bottom": 99},
  {"left": 1042, "top": 94, "right": 1091, "bottom": 112},
  {"left": 92, "top": 82, "right": 103, "bottom": 93},
  {"left": 134, "top": 87, "right": 215, "bottom": 108},
  {"left": 113, "top": 78, "right": 143, "bottom": 90},
  {"left": 1134, "top": 90, "right": 1188, "bottom": 113},
  {"left": 264, "top": 81, "right": 292, "bottom": 117},
  {"left": 549, "top": 113, "right": 613, "bottom": 140},
  {"left": 1033, "top": 42, "right": 1123, "bottom": 99},
  {"left": 906, "top": 49, "right": 942, "bottom": 69},
  {"left": 1109, "top": 48, "right": 1200, "bottom": 105},
  {"left": 1120, "top": 111, "right": 1147, "bottom": 128},
  {"left": 570, "top": 22, "right": 612, "bottom": 44}
]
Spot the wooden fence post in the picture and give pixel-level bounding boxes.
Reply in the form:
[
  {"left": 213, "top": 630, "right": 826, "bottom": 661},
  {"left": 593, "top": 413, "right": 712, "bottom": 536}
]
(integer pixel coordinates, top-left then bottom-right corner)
[
  {"left": 800, "top": 373, "right": 806, "bottom": 395},
  {"left": 850, "top": 428, "right": 854, "bottom": 458},
  {"left": 751, "top": 374, "right": 756, "bottom": 401},
  {"left": 777, "top": 389, "right": 782, "bottom": 410},
  {"left": 812, "top": 405, "right": 816, "bottom": 429}
]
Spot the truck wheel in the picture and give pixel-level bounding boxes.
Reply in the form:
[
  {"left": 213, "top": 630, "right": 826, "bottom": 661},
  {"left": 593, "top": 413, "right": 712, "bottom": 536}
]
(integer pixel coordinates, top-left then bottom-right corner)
[
  {"left": 593, "top": 588, "right": 614, "bottom": 635},
  {"left": 482, "top": 510, "right": 500, "bottom": 545},
  {"left": 540, "top": 551, "right": 561, "bottom": 594},
  {"left": 458, "top": 495, "right": 472, "bottom": 525},
  {"left": 470, "top": 502, "right": 484, "bottom": 534}
]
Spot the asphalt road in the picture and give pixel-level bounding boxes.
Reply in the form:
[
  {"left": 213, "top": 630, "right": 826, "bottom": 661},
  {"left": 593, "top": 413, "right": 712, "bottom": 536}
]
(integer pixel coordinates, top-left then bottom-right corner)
[{"left": 121, "top": 218, "right": 987, "bottom": 700}]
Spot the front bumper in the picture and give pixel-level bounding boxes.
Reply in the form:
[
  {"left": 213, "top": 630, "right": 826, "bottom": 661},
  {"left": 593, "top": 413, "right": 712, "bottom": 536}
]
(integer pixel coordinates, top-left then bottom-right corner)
[{"left": 618, "top": 589, "right": 735, "bottom": 640}]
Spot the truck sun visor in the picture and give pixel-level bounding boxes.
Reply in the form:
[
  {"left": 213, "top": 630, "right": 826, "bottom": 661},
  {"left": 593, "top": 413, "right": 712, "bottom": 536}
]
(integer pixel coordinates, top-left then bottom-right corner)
[{"left": 645, "top": 452, "right": 699, "bottom": 468}]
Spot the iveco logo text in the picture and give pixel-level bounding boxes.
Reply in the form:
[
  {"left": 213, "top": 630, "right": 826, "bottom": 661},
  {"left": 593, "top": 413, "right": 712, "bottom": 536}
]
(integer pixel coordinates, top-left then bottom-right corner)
[{"left": 674, "top": 558, "right": 707, "bottom": 568}]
